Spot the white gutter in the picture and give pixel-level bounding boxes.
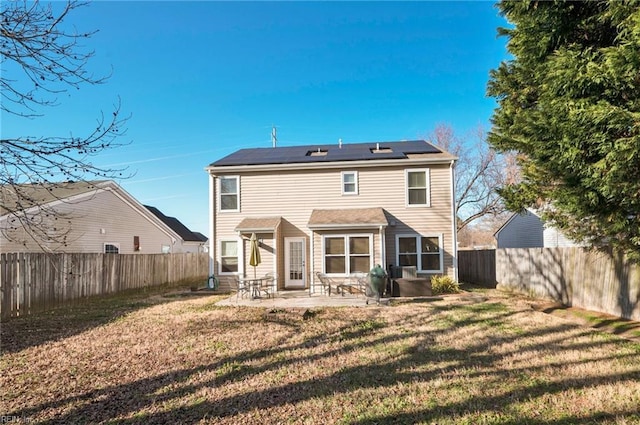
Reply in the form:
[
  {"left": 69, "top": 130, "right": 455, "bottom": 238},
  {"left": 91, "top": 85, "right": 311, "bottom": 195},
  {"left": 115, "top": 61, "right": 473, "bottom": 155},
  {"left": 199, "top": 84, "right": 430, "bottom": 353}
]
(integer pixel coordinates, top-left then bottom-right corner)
[
  {"left": 307, "top": 223, "right": 388, "bottom": 230},
  {"left": 206, "top": 156, "right": 457, "bottom": 175}
]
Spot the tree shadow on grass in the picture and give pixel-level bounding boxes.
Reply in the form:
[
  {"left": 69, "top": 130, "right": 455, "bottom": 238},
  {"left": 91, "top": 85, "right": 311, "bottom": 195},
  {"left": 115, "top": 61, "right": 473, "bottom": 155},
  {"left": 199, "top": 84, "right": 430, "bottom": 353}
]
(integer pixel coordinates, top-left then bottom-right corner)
[
  {"left": 0, "top": 285, "right": 221, "bottom": 354},
  {"left": 7, "top": 299, "right": 640, "bottom": 424}
]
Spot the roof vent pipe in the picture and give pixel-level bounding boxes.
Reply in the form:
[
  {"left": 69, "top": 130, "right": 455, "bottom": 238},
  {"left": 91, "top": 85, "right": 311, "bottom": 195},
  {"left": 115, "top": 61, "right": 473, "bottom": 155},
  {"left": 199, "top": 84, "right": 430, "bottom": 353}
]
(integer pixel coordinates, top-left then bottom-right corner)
[
  {"left": 376, "top": 142, "right": 380, "bottom": 151},
  {"left": 339, "top": 138, "right": 342, "bottom": 148}
]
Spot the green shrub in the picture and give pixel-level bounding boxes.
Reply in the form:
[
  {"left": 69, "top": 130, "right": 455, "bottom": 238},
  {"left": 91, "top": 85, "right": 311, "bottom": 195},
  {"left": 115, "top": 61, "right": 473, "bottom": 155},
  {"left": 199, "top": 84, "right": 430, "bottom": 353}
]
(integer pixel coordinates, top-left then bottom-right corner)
[{"left": 430, "top": 275, "right": 460, "bottom": 295}]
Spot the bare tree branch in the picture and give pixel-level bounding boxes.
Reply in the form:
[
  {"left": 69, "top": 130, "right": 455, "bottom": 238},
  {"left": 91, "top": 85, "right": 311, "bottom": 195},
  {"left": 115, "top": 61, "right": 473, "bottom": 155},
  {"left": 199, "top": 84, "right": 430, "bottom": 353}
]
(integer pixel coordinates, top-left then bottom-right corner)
[
  {"left": 0, "top": 0, "right": 130, "bottom": 251},
  {"left": 428, "top": 123, "right": 520, "bottom": 232},
  {"left": 1, "top": 0, "right": 109, "bottom": 116}
]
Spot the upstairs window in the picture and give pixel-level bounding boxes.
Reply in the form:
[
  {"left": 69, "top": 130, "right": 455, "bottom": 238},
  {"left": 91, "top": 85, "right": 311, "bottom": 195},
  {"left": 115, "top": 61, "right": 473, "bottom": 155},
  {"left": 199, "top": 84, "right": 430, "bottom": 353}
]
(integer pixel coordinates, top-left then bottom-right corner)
[
  {"left": 219, "top": 176, "right": 239, "bottom": 212},
  {"left": 341, "top": 171, "right": 358, "bottom": 195},
  {"left": 406, "top": 169, "right": 430, "bottom": 206}
]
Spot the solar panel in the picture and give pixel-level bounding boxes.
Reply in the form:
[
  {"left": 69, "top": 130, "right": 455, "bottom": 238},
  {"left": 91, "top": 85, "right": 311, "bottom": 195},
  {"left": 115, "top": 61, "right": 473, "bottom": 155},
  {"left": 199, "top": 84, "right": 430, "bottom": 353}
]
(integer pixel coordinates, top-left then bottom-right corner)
[{"left": 210, "top": 140, "right": 442, "bottom": 167}]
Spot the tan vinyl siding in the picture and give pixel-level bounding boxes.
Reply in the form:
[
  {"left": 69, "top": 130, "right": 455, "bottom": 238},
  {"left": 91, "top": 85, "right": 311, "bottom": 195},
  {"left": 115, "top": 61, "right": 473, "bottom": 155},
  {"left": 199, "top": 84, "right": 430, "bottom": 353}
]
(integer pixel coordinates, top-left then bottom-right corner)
[
  {"left": 1, "top": 190, "right": 179, "bottom": 254},
  {"left": 242, "top": 234, "right": 275, "bottom": 278},
  {"left": 211, "top": 161, "right": 455, "bottom": 283}
]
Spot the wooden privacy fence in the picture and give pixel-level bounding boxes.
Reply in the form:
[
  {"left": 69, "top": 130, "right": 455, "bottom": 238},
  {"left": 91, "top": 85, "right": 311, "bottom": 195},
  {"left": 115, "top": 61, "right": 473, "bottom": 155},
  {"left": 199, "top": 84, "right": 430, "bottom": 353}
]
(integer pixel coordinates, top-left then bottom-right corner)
[
  {"left": 497, "top": 247, "right": 640, "bottom": 321},
  {"left": 458, "top": 247, "right": 640, "bottom": 321},
  {"left": 458, "top": 249, "right": 496, "bottom": 287},
  {"left": 1, "top": 252, "right": 209, "bottom": 320}
]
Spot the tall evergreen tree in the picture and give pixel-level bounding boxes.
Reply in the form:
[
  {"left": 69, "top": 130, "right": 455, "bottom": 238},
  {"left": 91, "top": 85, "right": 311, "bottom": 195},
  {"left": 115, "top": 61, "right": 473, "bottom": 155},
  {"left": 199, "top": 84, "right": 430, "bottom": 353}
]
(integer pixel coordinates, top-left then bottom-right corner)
[{"left": 488, "top": 1, "right": 640, "bottom": 256}]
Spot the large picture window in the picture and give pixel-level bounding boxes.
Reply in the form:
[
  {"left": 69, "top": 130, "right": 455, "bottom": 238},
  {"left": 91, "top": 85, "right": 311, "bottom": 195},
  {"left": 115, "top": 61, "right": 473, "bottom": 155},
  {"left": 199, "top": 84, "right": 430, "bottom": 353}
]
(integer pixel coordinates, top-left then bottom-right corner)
[
  {"left": 220, "top": 240, "right": 238, "bottom": 274},
  {"left": 323, "top": 235, "right": 371, "bottom": 275},
  {"left": 219, "top": 176, "right": 239, "bottom": 212},
  {"left": 406, "top": 169, "right": 430, "bottom": 206},
  {"left": 396, "top": 234, "right": 442, "bottom": 273}
]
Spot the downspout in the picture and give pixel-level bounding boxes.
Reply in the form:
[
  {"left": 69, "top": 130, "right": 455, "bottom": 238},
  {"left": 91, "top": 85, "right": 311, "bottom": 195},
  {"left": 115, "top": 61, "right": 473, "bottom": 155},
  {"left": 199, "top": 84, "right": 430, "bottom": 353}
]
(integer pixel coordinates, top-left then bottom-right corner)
[
  {"left": 273, "top": 220, "right": 281, "bottom": 293},
  {"left": 237, "top": 231, "right": 245, "bottom": 278},
  {"left": 379, "top": 225, "right": 386, "bottom": 270},
  {"left": 450, "top": 159, "right": 458, "bottom": 281},
  {"left": 308, "top": 228, "right": 314, "bottom": 295},
  {"left": 208, "top": 173, "right": 215, "bottom": 278}
]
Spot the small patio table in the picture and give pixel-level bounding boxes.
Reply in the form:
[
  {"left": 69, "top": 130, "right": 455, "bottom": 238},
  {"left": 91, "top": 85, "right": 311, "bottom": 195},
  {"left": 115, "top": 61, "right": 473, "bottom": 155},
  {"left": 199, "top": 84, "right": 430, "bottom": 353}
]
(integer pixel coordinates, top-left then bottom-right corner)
[{"left": 238, "top": 277, "right": 269, "bottom": 299}]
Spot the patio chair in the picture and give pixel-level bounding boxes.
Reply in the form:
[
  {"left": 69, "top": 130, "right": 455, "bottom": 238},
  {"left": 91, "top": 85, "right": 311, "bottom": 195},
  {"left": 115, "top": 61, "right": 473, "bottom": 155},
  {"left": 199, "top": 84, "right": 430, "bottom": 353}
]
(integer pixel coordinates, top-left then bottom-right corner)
[
  {"left": 351, "top": 272, "right": 368, "bottom": 295},
  {"left": 315, "top": 272, "right": 341, "bottom": 296},
  {"left": 232, "top": 276, "right": 250, "bottom": 299},
  {"left": 259, "top": 273, "right": 277, "bottom": 298},
  {"left": 338, "top": 272, "right": 367, "bottom": 296}
]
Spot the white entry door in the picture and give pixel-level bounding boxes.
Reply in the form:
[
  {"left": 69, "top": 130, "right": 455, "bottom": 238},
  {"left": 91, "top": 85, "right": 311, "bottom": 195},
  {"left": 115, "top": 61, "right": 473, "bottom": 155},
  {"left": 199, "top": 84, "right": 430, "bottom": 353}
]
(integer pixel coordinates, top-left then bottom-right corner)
[{"left": 285, "top": 237, "right": 305, "bottom": 288}]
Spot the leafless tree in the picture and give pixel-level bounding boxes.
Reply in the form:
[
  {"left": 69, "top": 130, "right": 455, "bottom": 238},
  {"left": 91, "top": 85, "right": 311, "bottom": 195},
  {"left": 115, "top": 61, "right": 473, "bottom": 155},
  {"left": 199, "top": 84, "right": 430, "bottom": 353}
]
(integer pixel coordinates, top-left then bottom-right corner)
[
  {"left": 428, "top": 123, "right": 519, "bottom": 232},
  {"left": 1, "top": 0, "right": 129, "bottom": 250}
]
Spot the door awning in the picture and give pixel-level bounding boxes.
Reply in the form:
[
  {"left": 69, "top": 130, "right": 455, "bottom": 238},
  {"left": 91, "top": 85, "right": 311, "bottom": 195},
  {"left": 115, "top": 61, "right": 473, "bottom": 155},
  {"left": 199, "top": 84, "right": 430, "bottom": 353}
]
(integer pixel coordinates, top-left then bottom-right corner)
[
  {"left": 307, "top": 208, "right": 388, "bottom": 230},
  {"left": 234, "top": 217, "right": 282, "bottom": 233}
]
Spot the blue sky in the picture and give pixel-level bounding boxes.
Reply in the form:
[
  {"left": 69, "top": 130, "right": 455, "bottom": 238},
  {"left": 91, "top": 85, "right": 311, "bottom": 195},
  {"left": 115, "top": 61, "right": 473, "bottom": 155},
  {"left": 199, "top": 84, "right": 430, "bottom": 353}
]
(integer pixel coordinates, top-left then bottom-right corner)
[{"left": 3, "top": 1, "right": 509, "bottom": 236}]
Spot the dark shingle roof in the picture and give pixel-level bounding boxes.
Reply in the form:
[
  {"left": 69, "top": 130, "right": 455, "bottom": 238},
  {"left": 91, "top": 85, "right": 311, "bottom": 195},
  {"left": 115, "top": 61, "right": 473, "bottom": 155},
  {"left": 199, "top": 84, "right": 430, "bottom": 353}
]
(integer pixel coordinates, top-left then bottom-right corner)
[
  {"left": 192, "top": 232, "right": 209, "bottom": 242},
  {"left": 144, "top": 205, "right": 204, "bottom": 242},
  {"left": 209, "top": 140, "right": 443, "bottom": 167}
]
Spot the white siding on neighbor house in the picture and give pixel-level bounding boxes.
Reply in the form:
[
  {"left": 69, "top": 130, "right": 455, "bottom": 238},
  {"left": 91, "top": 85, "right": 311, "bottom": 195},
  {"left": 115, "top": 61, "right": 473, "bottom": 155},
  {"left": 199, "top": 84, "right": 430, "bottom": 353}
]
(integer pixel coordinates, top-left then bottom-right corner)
[
  {"left": 182, "top": 241, "right": 207, "bottom": 253},
  {"left": 211, "top": 161, "right": 455, "bottom": 285},
  {"left": 496, "top": 211, "right": 544, "bottom": 248},
  {"left": 1, "top": 189, "right": 181, "bottom": 254},
  {"left": 543, "top": 226, "right": 583, "bottom": 248}
]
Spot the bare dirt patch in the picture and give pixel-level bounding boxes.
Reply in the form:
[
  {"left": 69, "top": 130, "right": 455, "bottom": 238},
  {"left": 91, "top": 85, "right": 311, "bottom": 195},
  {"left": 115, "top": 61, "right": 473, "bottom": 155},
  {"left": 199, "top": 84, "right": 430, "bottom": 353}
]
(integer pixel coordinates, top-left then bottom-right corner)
[{"left": 2, "top": 289, "right": 639, "bottom": 424}]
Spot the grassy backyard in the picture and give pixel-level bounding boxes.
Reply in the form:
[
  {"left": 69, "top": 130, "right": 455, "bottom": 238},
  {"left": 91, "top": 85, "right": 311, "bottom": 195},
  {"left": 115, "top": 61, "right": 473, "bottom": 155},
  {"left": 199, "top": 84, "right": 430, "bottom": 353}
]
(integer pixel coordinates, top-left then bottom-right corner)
[{"left": 2, "top": 287, "right": 640, "bottom": 424}]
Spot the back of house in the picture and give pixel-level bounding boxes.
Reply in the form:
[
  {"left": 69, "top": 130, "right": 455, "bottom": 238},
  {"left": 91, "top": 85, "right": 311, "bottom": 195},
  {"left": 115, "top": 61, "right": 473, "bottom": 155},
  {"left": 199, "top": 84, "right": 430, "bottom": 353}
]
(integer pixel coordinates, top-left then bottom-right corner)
[{"left": 206, "top": 139, "right": 457, "bottom": 293}]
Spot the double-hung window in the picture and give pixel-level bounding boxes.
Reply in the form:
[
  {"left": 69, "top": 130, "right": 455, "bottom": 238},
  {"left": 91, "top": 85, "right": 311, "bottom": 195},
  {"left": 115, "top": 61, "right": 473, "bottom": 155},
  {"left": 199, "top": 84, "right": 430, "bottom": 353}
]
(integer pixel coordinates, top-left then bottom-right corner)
[
  {"left": 219, "top": 176, "right": 239, "bottom": 212},
  {"left": 406, "top": 169, "right": 430, "bottom": 207},
  {"left": 396, "top": 234, "right": 443, "bottom": 273},
  {"left": 220, "top": 240, "right": 239, "bottom": 274},
  {"left": 341, "top": 171, "right": 358, "bottom": 195},
  {"left": 323, "top": 235, "right": 371, "bottom": 275}
]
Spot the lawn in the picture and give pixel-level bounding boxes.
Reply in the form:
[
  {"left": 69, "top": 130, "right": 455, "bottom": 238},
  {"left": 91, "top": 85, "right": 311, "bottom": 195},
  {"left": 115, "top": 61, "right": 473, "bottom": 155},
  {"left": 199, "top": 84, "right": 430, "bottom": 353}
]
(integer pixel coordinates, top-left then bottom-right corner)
[{"left": 2, "top": 287, "right": 640, "bottom": 424}]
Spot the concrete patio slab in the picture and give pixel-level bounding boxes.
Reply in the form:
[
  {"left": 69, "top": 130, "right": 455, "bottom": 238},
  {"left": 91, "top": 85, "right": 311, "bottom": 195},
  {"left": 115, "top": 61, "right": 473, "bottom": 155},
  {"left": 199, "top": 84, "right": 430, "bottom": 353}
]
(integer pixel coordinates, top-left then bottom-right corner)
[{"left": 215, "top": 290, "right": 388, "bottom": 308}]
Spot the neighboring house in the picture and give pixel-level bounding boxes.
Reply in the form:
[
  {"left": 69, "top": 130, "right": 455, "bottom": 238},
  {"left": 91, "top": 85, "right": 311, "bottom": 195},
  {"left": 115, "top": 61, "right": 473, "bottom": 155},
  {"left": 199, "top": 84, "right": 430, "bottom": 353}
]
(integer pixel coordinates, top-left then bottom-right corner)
[
  {"left": 145, "top": 206, "right": 208, "bottom": 253},
  {"left": 192, "top": 232, "right": 209, "bottom": 253},
  {"left": 495, "top": 208, "right": 583, "bottom": 248},
  {"left": 0, "top": 180, "right": 202, "bottom": 254},
  {"left": 206, "top": 139, "right": 457, "bottom": 294}
]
